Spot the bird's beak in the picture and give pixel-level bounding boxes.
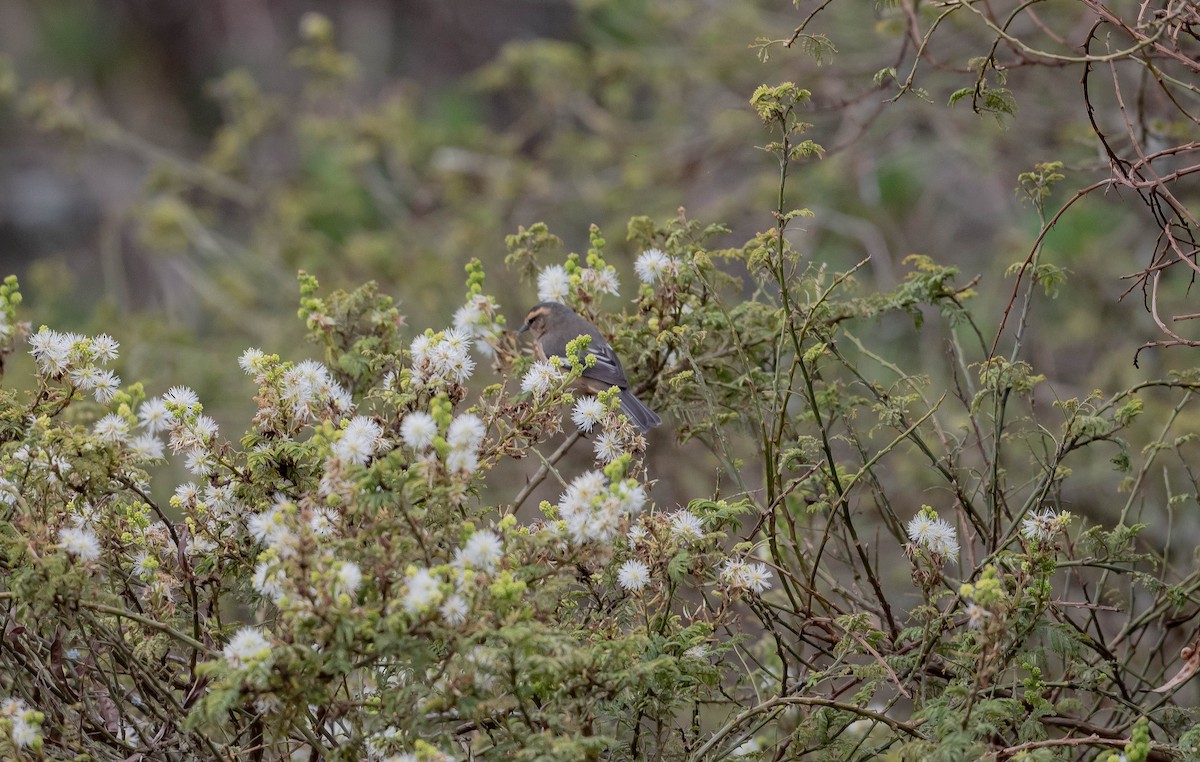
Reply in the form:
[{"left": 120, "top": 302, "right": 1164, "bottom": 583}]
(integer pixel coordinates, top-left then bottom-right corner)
[{"left": 518, "top": 320, "right": 531, "bottom": 334}]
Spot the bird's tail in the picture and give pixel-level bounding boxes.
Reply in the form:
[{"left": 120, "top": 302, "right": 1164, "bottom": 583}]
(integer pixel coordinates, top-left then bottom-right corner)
[{"left": 618, "top": 389, "right": 662, "bottom": 431}]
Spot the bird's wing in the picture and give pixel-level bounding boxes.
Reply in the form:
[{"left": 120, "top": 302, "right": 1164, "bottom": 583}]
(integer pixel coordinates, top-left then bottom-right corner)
[
  {"left": 542, "top": 329, "right": 629, "bottom": 390},
  {"left": 580, "top": 341, "right": 629, "bottom": 390}
]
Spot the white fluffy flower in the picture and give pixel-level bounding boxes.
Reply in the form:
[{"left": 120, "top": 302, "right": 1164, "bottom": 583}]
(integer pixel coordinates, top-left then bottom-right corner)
[
  {"left": 537, "top": 265, "right": 571, "bottom": 303},
  {"left": 93, "top": 413, "right": 130, "bottom": 443},
  {"left": 428, "top": 329, "right": 475, "bottom": 384},
  {"left": 742, "top": 562, "right": 773, "bottom": 593},
  {"left": 70, "top": 365, "right": 100, "bottom": 390},
  {"left": 627, "top": 525, "right": 647, "bottom": 548},
  {"left": 190, "top": 415, "right": 219, "bottom": 444},
  {"left": 571, "top": 396, "right": 606, "bottom": 432},
  {"left": 907, "top": 510, "right": 959, "bottom": 560},
  {"left": 91, "top": 369, "right": 121, "bottom": 403},
  {"left": 612, "top": 479, "right": 647, "bottom": 515},
  {"left": 252, "top": 561, "right": 288, "bottom": 603},
  {"left": 280, "top": 360, "right": 352, "bottom": 420},
  {"left": 440, "top": 594, "right": 469, "bottom": 626},
  {"left": 309, "top": 507, "right": 338, "bottom": 538},
  {"left": 1021, "top": 509, "right": 1071, "bottom": 543},
  {"left": 453, "top": 300, "right": 485, "bottom": 332},
  {"left": 129, "top": 432, "right": 165, "bottom": 463},
  {"left": 557, "top": 471, "right": 646, "bottom": 545},
  {"left": 965, "top": 603, "right": 990, "bottom": 630},
  {"left": 447, "top": 414, "right": 486, "bottom": 451},
  {"left": 403, "top": 568, "right": 442, "bottom": 614},
  {"left": 669, "top": 511, "right": 705, "bottom": 542},
  {"left": 634, "top": 248, "right": 678, "bottom": 284},
  {"left": 1, "top": 697, "right": 41, "bottom": 749},
  {"left": 132, "top": 551, "right": 158, "bottom": 581},
  {"left": 719, "top": 559, "right": 770, "bottom": 593},
  {"left": 334, "top": 561, "right": 363, "bottom": 597},
  {"left": 906, "top": 512, "right": 935, "bottom": 544},
  {"left": 409, "top": 334, "right": 432, "bottom": 365},
  {"left": 401, "top": 412, "right": 438, "bottom": 450},
  {"left": 445, "top": 448, "right": 479, "bottom": 475},
  {"left": 138, "top": 398, "right": 172, "bottom": 434},
  {"left": 223, "top": 627, "right": 273, "bottom": 669},
  {"left": 924, "top": 520, "right": 959, "bottom": 557},
  {"left": 174, "top": 482, "right": 199, "bottom": 505},
  {"left": 582, "top": 267, "right": 620, "bottom": 296},
  {"left": 334, "top": 416, "right": 383, "bottom": 465},
  {"left": 90, "top": 334, "right": 120, "bottom": 362},
  {"left": 592, "top": 430, "right": 624, "bottom": 464},
  {"left": 456, "top": 530, "right": 503, "bottom": 572},
  {"left": 162, "top": 385, "right": 200, "bottom": 411},
  {"left": 248, "top": 503, "right": 299, "bottom": 558},
  {"left": 238, "top": 347, "right": 265, "bottom": 375},
  {"left": 184, "top": 449, "right": 214, "bottom": 476},
  {"left": 58, "top": 526, "right": 101, "bottom": 562},
  {"left": 453, "top": 294, "right": 503, "bottom": 356},
  {"left": 521, "top": 359, "right": 566, "bottom": 398},
  {"left": 28, "top": 328, "right": 75, "bottom": 375},
  {"left": 616, "top": 559, "right": 650, "bottom": 592}
]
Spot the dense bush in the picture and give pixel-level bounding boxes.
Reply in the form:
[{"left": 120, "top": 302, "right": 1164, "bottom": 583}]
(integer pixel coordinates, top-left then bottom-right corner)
[
  {"left": 3, "top": 4, "right": 1200, "bottom": 761},
  {"left": 1, "top": 79, "right": 1199, "bottom": 760}
]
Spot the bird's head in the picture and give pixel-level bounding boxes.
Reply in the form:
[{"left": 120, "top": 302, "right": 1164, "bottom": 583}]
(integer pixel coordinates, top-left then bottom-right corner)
[{"left": 518, "top": 302, "right": 573, "bottom": 340}]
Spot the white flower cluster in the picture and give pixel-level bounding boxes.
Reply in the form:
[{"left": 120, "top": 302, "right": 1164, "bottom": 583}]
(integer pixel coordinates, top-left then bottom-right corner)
[
  {"left": 453, "top": 530, "right": 503, "bottom": 573},
  {"left": 906, "top": 509, "right": 959, "bottom": 561},
  {"left": 581, "top": 266, "right": 620, "bottom": 298},
  {"left": 400, "top": 411, "right": 437, "bottom": 450},
  {"left": 453, "top": 294, "right": 504, "bottom": 359},
  {"left": 537, "top": 265, "right": 571, "bottom": 303},
  {"left": 571, "top": 396, "right": 606, "bottom": 432},
  {"left": 252, "top": 558, "right": 289, "bottom": 603},
  {"left": 535, "top": 262, "right": 620, "bottom": 304},
  {"left": 569, "top": 396, "right": 643, "bottom": 463},
  {"left": 440, "top": 593, "right": 469, "bottom": 626},
  {"left": 410, "top": 329, "right": 475, "bottom": 388},
  {"left": 592, "top": 429, "right": 626, "bottom": 464},
  {"left": 1, "top": 697, "right": 42, "bottom": 749},
  {"left": 557, "top": 470, "right": 647, "bottom": 544},
  {"left": 248, "top": 499, "right": 304, "bottom": 559},
  {"left": 58, "top": 525, "right": 101, "bottom": 562},
  {"left": 634, "top": 248, "right": 681, "bottom": 285},
  {"left": 1020, "top": 509, "right": 1072, "bottom": 543},
  {"left": 279, "top": 359, "right": 354, "bottom": 423},
  {"left": 445, "top": 413, "right": 486, "bottom": 474},
  {"left": 223, "top": 626, "right": 273, "bottom": 669},
  {"left": 333, "top": 560, "right": 364, "bottom": 598},
  {"left": 252, "top": 546, "right": 361, "bottom": 606},
  {"left": 403, "top": 567, "right": 442, "bottom": 614},
  {"left": 28, "top": 328, "right": 121, "bottom": 402},
  {"left": 965, "top": 602, "right": 991, "bottom": 630},
  {"left": 0, "top": 477, "right": 18, "bottom": 507},
  {"left": 720, "top": 559, "right": 774, "bottom": 594},
  {"left": 616, "top": 559, "right": 650, "bottom": 592},
  {"left": 174, "top": 482, "right": 243, "bottom": 559},
  {"left": 521, "top": 358, "right": 566, "bottom": 398},
  {"left": 332, "top": 416, "right": 383, "bottom": 466},
  {"left": 669, "top": 510, "right": 705, "bottom": 542}
]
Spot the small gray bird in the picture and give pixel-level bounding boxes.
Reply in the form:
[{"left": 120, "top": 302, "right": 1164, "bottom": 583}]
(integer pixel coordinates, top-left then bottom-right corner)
[{"left": 519, "top": 302, "right": 662, "bottom": 431}]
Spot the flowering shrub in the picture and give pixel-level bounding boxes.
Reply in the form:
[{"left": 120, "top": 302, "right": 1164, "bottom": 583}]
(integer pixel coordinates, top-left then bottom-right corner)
[{"left": 3, "top": 81, "right": 1200, "bottom": 762}]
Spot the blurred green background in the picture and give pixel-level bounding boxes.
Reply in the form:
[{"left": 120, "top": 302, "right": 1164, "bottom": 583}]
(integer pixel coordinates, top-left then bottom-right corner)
[{"left": 0, "top": 0, "right": 1193, "bottom": 520}]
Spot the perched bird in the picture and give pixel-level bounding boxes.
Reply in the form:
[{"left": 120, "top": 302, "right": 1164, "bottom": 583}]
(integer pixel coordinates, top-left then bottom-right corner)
[{"left": 519, "top": 302, "right": 662, "bottom": 431}]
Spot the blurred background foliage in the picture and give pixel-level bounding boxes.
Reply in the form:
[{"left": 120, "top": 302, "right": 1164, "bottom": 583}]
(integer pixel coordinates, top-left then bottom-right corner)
[{"left": 0, "top": 0, "right": 1195, "bottom": 516}]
